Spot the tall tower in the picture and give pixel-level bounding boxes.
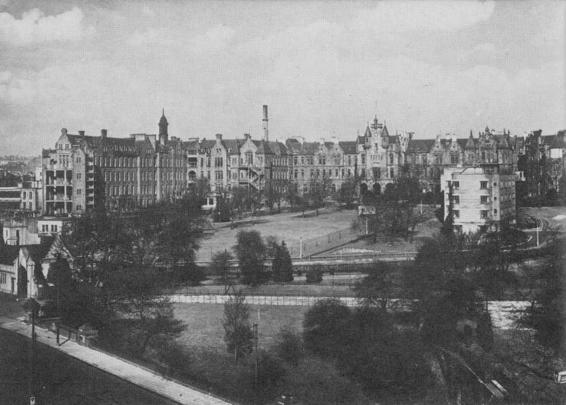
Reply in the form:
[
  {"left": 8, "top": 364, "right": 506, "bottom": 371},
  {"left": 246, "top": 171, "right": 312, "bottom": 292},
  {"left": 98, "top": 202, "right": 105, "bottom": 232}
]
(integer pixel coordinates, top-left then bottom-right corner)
[
  {"left": 159, "top": 108, "right": 168, "bottom": 146},
  {"left": 262, "top": 105, "right": 269, "bottom": 142}
]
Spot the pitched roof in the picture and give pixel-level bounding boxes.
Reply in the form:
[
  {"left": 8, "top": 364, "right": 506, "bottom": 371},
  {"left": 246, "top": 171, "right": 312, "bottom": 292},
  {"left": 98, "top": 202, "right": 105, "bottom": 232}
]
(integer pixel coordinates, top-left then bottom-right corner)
[
  {"left": 338, "top": 141, "right": 357, "bottom": 154},
  {"left": 406, "top": 139, "right": 435, "bottom": 153},
  {"left": 222, "top": 139, "right": 244, "bottom": 154}
]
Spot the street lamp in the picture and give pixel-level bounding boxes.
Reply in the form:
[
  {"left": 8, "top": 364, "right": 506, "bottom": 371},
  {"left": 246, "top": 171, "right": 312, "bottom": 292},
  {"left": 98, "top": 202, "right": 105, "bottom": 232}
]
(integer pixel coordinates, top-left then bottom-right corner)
[{"left": 24, "top": 298, "right": 39, "bottom": 405}]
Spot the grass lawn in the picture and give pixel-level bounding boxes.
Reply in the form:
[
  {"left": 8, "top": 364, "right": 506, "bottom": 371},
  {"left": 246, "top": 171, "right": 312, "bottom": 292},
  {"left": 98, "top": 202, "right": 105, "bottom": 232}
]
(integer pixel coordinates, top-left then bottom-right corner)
[
  {"left": 197, "top": 207, "right": 359, "bottom": 262},
  {"left": 173, "top": 303, "right": 308, "bottom": 352}
]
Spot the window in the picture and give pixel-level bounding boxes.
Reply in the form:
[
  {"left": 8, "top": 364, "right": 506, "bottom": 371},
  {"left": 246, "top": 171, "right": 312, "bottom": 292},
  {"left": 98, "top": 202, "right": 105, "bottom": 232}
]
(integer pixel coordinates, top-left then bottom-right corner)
[
  {"left": 389, "top": 154, "right": 394, "bottom": 164},
  {"left": 389, "top": 168, "right": 394, "bottom": 178},
  {"left": 361, "top": 154, "right": 366, "bottom": 165},
  {"left": 76, "top": 204, "right": 82, "bottom": 211},
  {"left": 480, "top": 195, "right": 488, "bottom": 204},
  {"left": 293, "top": 157, "right": 298, "bottom": 165},
  {"left": 42, "top": 225, "right": 48, "bottom": 232},
  {"left": 452, "top": 195, "right": 460, "bottom": 204},
  {"left": 0, "top": 272, "right": 6, "bottom": 284},
  {"left": 453, "top": 210, "right": 460, "bottom": 218},
  {"left": 451, "top": 154, "right": 458, "bottom": 164},
  {"left": 51, "top": 225, "right": 58, "bottom": 232},
  {"left": 480, "top": 181, "right": 488, "bottom": 189},
  {"left": 76, "top": 156, "right": 81, "bottom": 163},
  {"left": 480, "top": 210, "right": 488, "bottom": 219},
  {"left": 215, "top": 171, "right": 223, "bottom": 180},
  {"left": 494, "top": 209, "right": 498, "bottom": 215},
  {"left": 77, "top": 189, "right": 82, "bottom": 195},
  {"left": 453, "top": 181, "right": 459, "bottom": 190},
  {"left": 76, "top": 173, "right": 82, "bottom": 180},
  {"left": 215, "top": 157, "right": 223, "bottom": 167}
]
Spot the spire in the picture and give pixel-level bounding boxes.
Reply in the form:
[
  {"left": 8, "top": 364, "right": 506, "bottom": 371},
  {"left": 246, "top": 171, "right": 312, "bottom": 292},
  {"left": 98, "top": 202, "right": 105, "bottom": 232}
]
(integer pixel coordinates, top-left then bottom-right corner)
[{"left": 158, "top": 108, "right": 168, "bottom": 146}]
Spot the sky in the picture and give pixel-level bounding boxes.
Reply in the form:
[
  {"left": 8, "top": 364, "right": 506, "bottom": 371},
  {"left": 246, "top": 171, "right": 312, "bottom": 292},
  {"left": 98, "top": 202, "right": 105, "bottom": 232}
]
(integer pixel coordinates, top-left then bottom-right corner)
[{"left": 0, "top": 0, "right": 564, "bottom": 155}]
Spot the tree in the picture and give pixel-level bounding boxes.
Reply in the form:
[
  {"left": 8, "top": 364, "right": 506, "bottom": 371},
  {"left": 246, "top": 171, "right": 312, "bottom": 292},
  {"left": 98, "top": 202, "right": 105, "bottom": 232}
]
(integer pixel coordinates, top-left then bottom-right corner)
[
  {"left": 265, "top": 179, "right": 284, "bottom": 213},
  {"left": 234, "top": 230, "right": 267, "bottom": 286},
  {"left": 367, "top": 175, "right": 425, "bottom": 241},
  {"left": 336, "top": 176, "right": 357, "bottom": 208},
  {"left": 47, "top": 255, "right": 75, "bottom": 322},
  {"left": 272, "top": 241, "right": 293, "bottom": 282},
  {"left": 519, "top": 238, "right": 565, "bottom": 353},
  {"left": 303, "top": 298, "right": 351, "bottom": 358},
  {"left": 274, "top": 327, "right": 303, "bottom": 366},
  {"left": 307, "top": 174, "right": 332, "bottom": 215},
  {"left": 223, "top": 291, "right": 254, "bottom": 363},
  {"left": 210, "top": 250, "right": 235, "bottom": 294},
  {"left": 105, "top": 265, "right": 185, "bottom": 356},
  {"left": 285, "top": 182, "right": 300, "bottom": 209},
  {"left": 354, "top": 261, "right": 396, "bottom": 311}
]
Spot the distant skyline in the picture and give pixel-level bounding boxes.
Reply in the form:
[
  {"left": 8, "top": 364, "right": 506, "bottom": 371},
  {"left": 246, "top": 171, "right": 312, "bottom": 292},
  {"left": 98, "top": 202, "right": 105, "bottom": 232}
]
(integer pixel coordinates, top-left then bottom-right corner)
[{"left": 0, "top": 0, "right": 564, "bottom": 154}]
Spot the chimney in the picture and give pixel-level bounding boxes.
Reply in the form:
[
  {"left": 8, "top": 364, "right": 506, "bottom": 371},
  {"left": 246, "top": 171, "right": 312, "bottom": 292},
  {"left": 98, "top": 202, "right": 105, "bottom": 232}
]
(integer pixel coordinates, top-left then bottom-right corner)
[
  {"left": 79, "top": 130, "right": 85, "bottom": 137},
  {"left": 262, "top": 105, "right": 269, "bottom": 142},
  {"left": 61, "top": 128, "right": 67, "bottom": 136},
  {"left": 244, "top": 133, "right": 251, "bottom": 141},
  {"left": 101, "top": 129, "right": 107, "bottom": 138},
  {"left": 215, "top": 133, "right": 223, "bottom": 141}
]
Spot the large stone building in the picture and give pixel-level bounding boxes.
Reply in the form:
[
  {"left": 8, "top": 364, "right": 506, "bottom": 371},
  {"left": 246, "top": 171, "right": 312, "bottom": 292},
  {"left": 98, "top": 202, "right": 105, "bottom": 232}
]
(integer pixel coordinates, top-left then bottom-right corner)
[
  {"left": 41, "top": 111, "right": 188, "bottom": 215},
  {"left": 38, "top": 105, "right": 566, "bottom": 221}
]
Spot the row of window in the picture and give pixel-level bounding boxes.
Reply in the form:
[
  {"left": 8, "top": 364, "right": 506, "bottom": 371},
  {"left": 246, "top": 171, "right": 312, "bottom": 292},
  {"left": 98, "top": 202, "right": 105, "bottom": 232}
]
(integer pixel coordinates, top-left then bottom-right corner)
[
  {"left": 451, "top": 209, "right": 498, "bottom": 220},
  {"left": 41, "top": 224, "right": 58, "bottom": 232}
]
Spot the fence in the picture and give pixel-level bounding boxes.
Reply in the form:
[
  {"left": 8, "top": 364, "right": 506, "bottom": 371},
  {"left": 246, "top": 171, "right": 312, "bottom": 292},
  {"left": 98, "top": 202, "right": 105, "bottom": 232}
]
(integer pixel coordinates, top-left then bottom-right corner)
[{"left": 287, "top": 227, "right": 362, "bottom": 258}]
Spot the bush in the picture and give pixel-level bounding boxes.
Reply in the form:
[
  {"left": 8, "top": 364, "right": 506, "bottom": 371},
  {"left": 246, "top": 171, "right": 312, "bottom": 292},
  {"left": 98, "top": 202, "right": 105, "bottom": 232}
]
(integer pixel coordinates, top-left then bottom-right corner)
[
  {"left": 253, "top": 350, "right": 286, "bottom": 399},
  {"left": 283, "top": 357, "right": 369, "bottom": 404},
  {"left": 274, "top": 327, "right": 304, "bottom": 366},
  {"left": 305, "top": 267, "right": 323, "bottom": 283},
  {"left": 303, "top": 299, "right": 351, "bottom": 358}
]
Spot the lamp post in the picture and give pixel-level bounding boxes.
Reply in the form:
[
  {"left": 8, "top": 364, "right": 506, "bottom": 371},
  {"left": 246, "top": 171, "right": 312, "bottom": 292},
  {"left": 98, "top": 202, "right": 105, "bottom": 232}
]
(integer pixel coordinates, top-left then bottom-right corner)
[{"left": 27, "top": 298, "right": 38, "bottom": 405}]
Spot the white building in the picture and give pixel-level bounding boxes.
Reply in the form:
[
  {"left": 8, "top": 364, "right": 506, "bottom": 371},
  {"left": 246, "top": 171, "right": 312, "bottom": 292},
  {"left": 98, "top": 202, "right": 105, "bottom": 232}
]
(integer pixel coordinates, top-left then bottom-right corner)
[{"left": 441, "top": 165, "right": 516, "bottom": 233}]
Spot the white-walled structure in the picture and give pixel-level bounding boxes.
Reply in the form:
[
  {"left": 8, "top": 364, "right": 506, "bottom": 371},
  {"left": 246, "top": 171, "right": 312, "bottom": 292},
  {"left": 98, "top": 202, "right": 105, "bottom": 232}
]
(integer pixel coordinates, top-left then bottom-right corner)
[{"left": 441, "top": 166, "right": 517, "bottom": 233}]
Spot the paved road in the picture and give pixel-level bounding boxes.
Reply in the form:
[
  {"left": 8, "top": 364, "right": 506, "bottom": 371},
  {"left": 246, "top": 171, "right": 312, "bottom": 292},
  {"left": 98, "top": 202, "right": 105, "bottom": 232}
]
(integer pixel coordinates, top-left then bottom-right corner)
[{"left": 0, "top": 317, "right": 232, "bottom": 405}]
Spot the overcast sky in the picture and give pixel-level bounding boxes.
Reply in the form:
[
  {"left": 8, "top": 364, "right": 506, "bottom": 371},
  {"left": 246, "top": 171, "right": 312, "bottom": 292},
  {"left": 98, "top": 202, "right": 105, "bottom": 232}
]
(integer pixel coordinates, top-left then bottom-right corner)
[{"left": 0, "top": 0, "right": 564, "bottom": 154}]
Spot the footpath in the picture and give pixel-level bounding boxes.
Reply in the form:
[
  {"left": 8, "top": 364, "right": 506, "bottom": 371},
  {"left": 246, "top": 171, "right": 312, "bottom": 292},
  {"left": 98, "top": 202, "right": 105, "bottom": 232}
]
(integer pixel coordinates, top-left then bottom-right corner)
[{"left": 0, "top": 316, "right": 232, "bottom": 405}]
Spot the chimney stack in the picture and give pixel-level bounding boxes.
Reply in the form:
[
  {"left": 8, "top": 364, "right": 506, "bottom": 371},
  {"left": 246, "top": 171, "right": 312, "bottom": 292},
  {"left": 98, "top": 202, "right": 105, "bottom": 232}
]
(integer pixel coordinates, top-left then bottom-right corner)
[
  {"left": 262, "top": 105, "right": 269, "bottom": 142},
  {"left": 215, "top": 133, "right": 223, "bottom": 141},
  {"left": 101, "top": 129, "right": 107, "bottom": 138},
  {"left": 79, "top": 130, "right": 85, "bottom": 137},
  {"left": 61, "top": 128, "right": 67, "bottom": 136}
]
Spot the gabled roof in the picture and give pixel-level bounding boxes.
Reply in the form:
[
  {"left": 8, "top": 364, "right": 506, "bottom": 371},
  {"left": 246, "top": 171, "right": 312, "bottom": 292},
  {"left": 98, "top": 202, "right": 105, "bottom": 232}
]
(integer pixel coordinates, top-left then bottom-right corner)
[
  {"left": 199, "top": 139, "right": 216, "bottom": 150},
  {"left": 406, "top": 139, "right": 435, "bottom": 153},
  {"left": 222, "top": 139, "right": 245, "bottom": 154},
  {"left": 265, "top": 141, "right": 287, "bottom": 156}
]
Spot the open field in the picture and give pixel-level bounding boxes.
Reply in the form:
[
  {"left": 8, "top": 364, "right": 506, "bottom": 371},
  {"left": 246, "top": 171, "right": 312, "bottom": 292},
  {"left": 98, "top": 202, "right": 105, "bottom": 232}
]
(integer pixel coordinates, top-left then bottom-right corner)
[
  {"left": 173, "top": 303, "right": 308, "bottom": 351},
  {"left": 196, "top": 207, "right": 359, "bottom": 262}
]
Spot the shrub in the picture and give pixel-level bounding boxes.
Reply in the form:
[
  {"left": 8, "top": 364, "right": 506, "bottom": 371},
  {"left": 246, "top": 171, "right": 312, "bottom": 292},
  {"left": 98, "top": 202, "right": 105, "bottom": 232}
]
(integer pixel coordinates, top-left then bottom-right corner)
[
  {"left": 283, "top": 357, "right": 369, "bottom": 404},
  {"left": 305, "top": 267, "right": 323, "bottom": 283},
  {"left": 303, "top": 298, "right": 351, "bottom": 358},
  {"left": 274, "top": 327, "right": 304, "bottom": 366}
]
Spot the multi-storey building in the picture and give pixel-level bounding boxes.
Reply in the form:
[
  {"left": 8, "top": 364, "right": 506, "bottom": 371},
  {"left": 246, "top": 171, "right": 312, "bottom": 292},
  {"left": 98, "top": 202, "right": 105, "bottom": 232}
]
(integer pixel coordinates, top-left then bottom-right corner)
[
  {"left": 38, "top": 104, "right": 564, "bottom": 220},
  {"left": 441, "top": 165, "right": 517, "bottom": 233},
  {"left": 41, "top": 111, "right": 188, "bottom": 216}
]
